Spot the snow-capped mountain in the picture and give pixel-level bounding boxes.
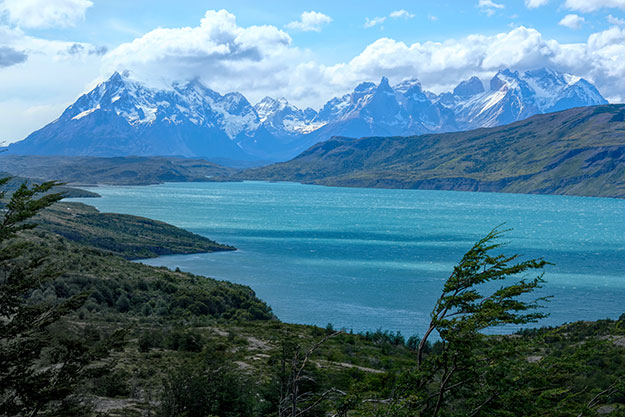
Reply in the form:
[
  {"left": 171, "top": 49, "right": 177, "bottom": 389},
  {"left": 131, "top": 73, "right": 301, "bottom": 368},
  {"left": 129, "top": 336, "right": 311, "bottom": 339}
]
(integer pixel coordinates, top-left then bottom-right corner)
[
  {"left": 254, "top": 97, "right": 321, "bottom": 137},
  {"left": 8, "top": 68, "right": 608, "bottom": 163},
  {"left": 444, "top": 68, "right": 606, "bottom": 129},
  {"left": 9, "top": 72, "right": 264, "bottom": 160}
]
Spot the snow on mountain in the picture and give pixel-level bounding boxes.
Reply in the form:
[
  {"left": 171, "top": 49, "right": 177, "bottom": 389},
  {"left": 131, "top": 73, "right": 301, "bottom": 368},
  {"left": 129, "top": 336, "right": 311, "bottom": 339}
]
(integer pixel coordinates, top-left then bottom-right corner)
[
  {"left": 440, "top": 68, "right": 607, "bottom": 129},
  {"left": 9, "top": 72, "right": 258, "bottom": 160},
  {"left": 253, "top": 97, "right": 322, "bottom": 136},
  {"left": 315, "top": 81, "right": 378, "bottom": 123},
  {"left": 61, "top": 73, "right": 261, "bottom": 139},
  {"left": 8, "top": 67, "right": 609, "bottom": 163},
  {"left": 452, "top": 69, "right": 540, "bottom": 128}
]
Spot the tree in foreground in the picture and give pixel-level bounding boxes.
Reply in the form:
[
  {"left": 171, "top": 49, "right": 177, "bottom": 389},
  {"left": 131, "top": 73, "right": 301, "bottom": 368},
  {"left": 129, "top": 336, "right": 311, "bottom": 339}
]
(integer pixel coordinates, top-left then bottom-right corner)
[
  {"left": 0, "top": 179, "right": 119, "bottom": 417},
  {"left": 384, "top": 227, "right": 549, "bottom": 417}
]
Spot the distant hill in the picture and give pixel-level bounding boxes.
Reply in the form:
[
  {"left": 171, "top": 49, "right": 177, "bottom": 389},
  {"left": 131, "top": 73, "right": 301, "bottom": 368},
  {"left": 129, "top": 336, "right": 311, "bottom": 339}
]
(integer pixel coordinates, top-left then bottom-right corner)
[
  {"left": 7, "top": 68, "right": 606, "bottom": 163},
  {"left": 239, "top": 104, "right": 625, "bottom": 198},
  {"left": 0, "top": 155, "right": 234, "bottom": 185}
]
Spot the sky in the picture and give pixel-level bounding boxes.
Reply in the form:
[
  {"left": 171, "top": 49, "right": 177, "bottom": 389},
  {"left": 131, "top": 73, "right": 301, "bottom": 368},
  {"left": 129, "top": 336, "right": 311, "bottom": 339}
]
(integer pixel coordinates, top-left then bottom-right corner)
[{"left": 2, "top": 0, "right": 625, "bottom": 143}]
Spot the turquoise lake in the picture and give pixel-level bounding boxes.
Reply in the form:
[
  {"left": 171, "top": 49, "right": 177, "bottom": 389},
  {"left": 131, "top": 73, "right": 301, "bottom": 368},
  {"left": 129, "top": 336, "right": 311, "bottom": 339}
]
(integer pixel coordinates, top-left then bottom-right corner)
[{"left": 73, "top": 181, "right": 625, "bottom": 337}]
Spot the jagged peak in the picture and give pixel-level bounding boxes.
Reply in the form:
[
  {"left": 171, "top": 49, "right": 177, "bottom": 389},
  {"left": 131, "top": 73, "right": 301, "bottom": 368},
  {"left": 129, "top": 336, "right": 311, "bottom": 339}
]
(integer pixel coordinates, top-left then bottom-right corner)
[
  {"left": 42, "top": 66, "right": 608, "bottom": 156},
  {"left": 223, "top": 91, "right": 251, "bottom": 107},
  {"left": 525, "top": 67, "right": 559, "bottom": 79},
  {"left": 354, "top": 81, "right": 376, "bottom": 93},
  {"left": 224, "top": 91, "right": 246, "bottom": 100},
  {"left": 490, "top": 68, "right": 523, "bottom": 91},
  {"left": 394, "top": 78, "right": 423, "bottom": 93},
  {"left": 108, "top": 71, "right": 123, "bottom": 82},
  {"left": 377, "top": 76, "right": 393, "bottom": 91},
  {"left": 495, "top": 68, "right": 520, "bottom": 78},
  {"left": 101, "top": 70, "right": 136, "bottom": 89},
  {"left": 174, "top": 78, "right": 208, "bottom": 91},
  {"left": 256, "top": 96, "right": 279, "bottom": 106},
  {"left": 453, "top": 76, "right": 484, "bottom": 97}
]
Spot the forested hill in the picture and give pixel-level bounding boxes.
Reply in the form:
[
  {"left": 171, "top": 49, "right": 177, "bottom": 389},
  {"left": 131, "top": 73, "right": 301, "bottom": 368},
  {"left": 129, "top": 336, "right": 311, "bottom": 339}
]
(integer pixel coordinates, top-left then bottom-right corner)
[{"left": 239, "top": 104, "right": 625, "bottom": 198}]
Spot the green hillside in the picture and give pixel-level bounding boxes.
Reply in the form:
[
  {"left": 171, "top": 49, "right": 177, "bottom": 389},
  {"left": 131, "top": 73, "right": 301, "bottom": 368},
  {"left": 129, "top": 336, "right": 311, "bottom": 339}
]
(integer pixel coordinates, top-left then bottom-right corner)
[
  {"left": 36, "top": 201, "right": 235, "bottom": 259},
  {"left": 240, "top": 104, "right": 625, "bottom": 198}
]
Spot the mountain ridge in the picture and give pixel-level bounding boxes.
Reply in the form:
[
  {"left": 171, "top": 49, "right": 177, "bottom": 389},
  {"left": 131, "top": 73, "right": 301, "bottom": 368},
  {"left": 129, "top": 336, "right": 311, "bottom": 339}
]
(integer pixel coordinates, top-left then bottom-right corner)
[
  {"left": 236, "top": 104, "right": 625, "bottom": 198},
  {"left": 8, "top": 68, "right": 608, "bottom": 164}
]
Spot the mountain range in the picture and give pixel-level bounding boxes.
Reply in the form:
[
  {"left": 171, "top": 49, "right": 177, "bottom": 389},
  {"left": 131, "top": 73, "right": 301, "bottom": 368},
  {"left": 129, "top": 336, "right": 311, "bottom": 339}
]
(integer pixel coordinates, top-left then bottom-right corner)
[{"left": 8, "top": 68, "right": 607, "bottom": 164}]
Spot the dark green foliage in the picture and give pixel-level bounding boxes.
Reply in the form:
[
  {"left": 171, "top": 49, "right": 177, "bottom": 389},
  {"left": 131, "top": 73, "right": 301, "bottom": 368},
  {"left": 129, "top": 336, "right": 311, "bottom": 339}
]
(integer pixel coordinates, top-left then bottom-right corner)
[
  {"left": 0, "top": 179, "right": 121, "bottom": 417},
  {"left": 268, "top": 331, "right": 345, "bottom": 417},
  {"left": 0, "top": 179, "right": 64, "bottom": 240},
  {"left": 346, "top": 229, "right": 625, "bottom": 417},
  {"left": 159, "top": 343, "right": 255, "bottom": 417},
  {"left": 16, "top": 232, "right": 274, "bottom": 321},
  {"left": 166, "top": 330, "right": 204, "bottom": 352},
  {"left": 417, "top": 227, "right": 548, "bottom": 364},
  {"left": 361, "top": 329, "right": 406, "bottom": 347},
  {"left": 138, "top": 329, "right": 165, "bottom": 353},
  {"left": 91, "top": 369, "right": 132, "bottom": 398}
]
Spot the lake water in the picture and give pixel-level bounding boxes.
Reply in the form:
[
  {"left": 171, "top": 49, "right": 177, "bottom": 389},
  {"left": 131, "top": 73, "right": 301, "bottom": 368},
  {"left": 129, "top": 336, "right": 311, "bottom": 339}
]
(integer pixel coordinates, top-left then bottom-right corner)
[{"left": 72, "top": 181, "right": 625, "bottom": 337}]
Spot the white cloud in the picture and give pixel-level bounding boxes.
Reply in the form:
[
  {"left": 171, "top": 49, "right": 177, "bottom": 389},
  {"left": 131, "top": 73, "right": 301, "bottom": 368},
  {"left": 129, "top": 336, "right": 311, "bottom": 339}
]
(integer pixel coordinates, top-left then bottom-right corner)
[
  {"left": 525, "top": 0, "right": 549, "bottom": 8},
  {"left": 565, "top": 0, "right": 625, "bottom": 13},
  {"left": 285, "top": 11, "right": 332, "bottom": 32},
  {"left": 559, "top": 14, "right": 585, "bottom": 29},
  {"left": 318, "top": 25, "right": 625, "bottom": 104},
  {"left": 0, "top": 0, "right": 93, "bottom": 28},
  {"left": 608, "top": 14, "right": 625, "bottom": 25},
  {"left": 429, "top": 15, "right": 439, "bottom": 21},
  {"left": 390, "top": 10, "right": 415, "bottom": 19},
  {"left": 478, "top": 0, "right": 505, "bottom": 16},
  {"left": 0, "top": 25, "right": 103, "bottom": 141},
  {"left": 479, "top": 0, "right": 505, "bottom": 8},
  {"left": 104, "top": 9, "right": 304, "bottom": 100},
  {"left": 364, "top": 16, "right": 386, "bottom": 28}
]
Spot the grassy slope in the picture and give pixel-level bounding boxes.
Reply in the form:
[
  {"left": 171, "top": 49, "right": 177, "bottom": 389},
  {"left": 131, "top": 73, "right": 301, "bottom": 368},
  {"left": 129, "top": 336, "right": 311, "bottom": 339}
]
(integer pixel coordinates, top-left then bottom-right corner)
[
  {"left": 240, "top": 104, "right": 625, "bottom": 198},
  {"left": 0, "top": 155, "right": 235, "bottom": 185},
  {"left": 36, "top": 201, "right": 234, "bottom": 259}
]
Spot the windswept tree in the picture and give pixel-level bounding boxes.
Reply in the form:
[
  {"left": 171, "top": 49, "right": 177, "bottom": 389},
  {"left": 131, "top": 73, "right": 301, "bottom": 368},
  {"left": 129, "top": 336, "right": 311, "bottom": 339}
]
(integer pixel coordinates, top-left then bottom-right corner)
[{"left": 384, "top": 227, "right": 549, "bottom": 417}]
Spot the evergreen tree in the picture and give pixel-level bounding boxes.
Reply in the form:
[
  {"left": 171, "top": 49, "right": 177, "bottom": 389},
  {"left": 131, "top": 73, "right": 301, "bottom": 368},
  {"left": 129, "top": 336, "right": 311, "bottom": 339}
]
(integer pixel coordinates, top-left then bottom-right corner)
[
  {"left": 387, "top": 227, "right": 550, "bottom": 416},
  {"left": 0, "top": 179, "right": 119, "bottom": 416}
]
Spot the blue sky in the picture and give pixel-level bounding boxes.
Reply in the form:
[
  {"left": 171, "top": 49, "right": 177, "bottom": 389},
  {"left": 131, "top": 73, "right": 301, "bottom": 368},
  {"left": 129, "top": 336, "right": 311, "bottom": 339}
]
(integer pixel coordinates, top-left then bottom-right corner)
[
  {"left": 2, "top": 0, "right": 625, "bottom": 142},
  {"left": 30, "top": 0, "right": 625, "bottom": 50},
  {"left": 25, "top": 1, "right": 622, "bottom": 62}
]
